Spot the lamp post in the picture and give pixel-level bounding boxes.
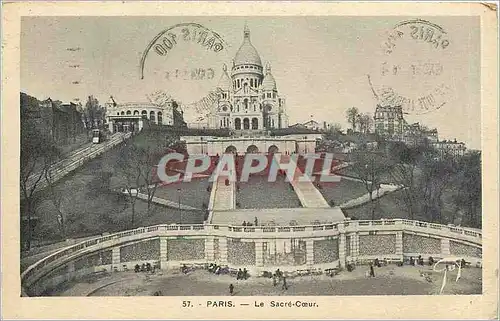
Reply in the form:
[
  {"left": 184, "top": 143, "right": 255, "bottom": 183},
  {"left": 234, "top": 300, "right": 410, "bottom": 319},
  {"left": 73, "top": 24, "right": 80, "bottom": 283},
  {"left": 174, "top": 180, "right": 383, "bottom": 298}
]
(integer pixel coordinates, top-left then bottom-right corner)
[{"left": 177, "top": 188, "right": 181, "bottom": 225}]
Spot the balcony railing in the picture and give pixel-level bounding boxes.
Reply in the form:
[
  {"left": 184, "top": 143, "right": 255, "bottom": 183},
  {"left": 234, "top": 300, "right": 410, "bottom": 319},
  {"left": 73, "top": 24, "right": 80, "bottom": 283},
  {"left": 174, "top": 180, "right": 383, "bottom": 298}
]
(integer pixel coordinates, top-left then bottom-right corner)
[{"left": 21, "top": 219, "right": 481, "bottom": 288}]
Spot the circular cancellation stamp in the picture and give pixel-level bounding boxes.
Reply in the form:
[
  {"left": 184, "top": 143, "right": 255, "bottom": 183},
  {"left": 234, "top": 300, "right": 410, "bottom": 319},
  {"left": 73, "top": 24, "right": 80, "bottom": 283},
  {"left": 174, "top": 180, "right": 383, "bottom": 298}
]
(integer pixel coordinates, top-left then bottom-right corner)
[
  {"left": 139, "top": 23, "right": 231, "bottom": 118},
  {"left": 368, "top": 19, "right": 454, "bottom": 115}
]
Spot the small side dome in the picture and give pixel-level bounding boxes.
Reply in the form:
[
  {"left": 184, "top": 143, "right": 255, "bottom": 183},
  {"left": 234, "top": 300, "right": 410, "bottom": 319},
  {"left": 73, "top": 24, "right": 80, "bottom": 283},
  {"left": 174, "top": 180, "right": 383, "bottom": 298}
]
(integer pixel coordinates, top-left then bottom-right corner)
[
  {"left": 217, "top": 64, "right": 232, "bottom": 91},
  {"left": 261, "top": 63, "right": 277, "bottom": 91}
]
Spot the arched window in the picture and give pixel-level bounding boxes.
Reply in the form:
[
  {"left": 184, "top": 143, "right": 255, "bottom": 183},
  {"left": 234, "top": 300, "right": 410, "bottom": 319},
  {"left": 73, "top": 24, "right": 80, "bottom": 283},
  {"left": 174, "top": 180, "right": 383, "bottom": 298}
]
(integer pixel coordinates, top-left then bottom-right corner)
[
  {"left": 141, "top": 110, "right": 147, "bottom": 119},
  {"left": 244, "top": 99, "right": 248, "bottom": 110},
  {"left": 234, "top": 118, "right": 241, "bottom": 130},
  {"left": 126, "top": 110, "right": 131, "bottom": 115},
  {"left": 220, "top": 119, "right": 223, "bottom": 127},
  {"left": 157, "top": 111, "right": 163, "bottom": 123},
  {"left": 120, "top": 111, "right": 125, "bottom": 115},
  {"left": 150, "top": 111, "right": 155, "bottom": 122},
  {"left": 133, "top": 110, "right": 139, "bottom": 115},
  {"left": 268, "top": 145, "right": 279, "bottom": 154},
  {"left": 250, "top": 79, "right": 254, "bottom": 87},
  {"left": 116, "top": 112, "right": 119, "bottom": 115},
  {"left": 251, "top": 118, "right": 258, "bottom": 130},
  {"left": 243, "top": 118, "right": 250, "bottom": 130},
  {"left": 246, "top": 145, "right": 259, "bottom": 153}
]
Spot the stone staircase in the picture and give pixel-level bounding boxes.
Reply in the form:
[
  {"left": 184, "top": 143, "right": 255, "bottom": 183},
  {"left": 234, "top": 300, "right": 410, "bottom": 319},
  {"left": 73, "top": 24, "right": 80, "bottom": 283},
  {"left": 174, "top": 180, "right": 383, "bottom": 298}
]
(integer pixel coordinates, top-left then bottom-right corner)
[
  {"left": 280, "top": 155, "right": 330, "bottom": 208},
  {"left": 210, "top": 176, "right": 236, "bottom": 211}
]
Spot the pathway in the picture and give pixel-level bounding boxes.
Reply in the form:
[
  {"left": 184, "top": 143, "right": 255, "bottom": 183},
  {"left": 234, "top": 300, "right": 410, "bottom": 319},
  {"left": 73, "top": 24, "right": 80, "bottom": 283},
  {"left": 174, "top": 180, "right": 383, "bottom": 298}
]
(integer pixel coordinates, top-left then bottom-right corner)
[
  {"left": 282, "top": 155, "right": 330, "bottom": 208},
  {"left": 120, "top": 190, "right": 199, "bottom": 211},
  {"left": 209, "top": 175, "right": 236, "bottom": 211},
  {"left": 339, "top": 183, "right": 403, "bottom": 209},
  {"left": 24, "top": 132, "right": 131, "bottom": 194}
]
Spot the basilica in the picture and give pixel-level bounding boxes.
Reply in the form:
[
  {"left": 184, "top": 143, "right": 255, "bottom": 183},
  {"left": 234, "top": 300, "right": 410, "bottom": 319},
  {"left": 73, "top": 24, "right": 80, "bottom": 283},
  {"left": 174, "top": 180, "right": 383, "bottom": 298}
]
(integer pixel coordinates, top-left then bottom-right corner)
[{"left": 206, "top": 25, "right": 289, "bottom": 131}]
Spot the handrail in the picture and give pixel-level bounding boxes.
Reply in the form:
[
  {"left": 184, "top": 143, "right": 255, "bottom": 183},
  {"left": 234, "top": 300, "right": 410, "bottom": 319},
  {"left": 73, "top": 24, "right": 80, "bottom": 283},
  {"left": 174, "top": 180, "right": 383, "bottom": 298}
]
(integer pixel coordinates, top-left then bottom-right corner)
[{"left": 21, "top": 219, "right": 482, "bottom": 287}]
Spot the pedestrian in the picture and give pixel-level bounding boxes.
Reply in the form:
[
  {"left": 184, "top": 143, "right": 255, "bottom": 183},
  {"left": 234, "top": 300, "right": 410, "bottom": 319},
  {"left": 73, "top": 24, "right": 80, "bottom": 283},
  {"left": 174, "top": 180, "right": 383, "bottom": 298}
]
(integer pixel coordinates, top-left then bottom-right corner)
[
  {"left": 282, "top": 277, "right": 288, "bottom": 290},
  {"left": 229, "top": 283, "right": 234, "bottom": 296},
  {"left": 254, "top": 216, "right": 258, "bottom": 226},
  {"left": 273, "top": 274, "right": 277, "bottom": 287},
  {"left": 369, "top": 264, "right": 375, "bottom": 277}
]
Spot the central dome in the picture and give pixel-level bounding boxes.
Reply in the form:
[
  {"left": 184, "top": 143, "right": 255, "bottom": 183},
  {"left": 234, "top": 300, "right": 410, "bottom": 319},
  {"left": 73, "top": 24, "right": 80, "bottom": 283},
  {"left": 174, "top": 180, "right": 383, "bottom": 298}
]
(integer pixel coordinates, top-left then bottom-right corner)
[{"left": 233, "top": 26, "right": 262, "bottom": 67}]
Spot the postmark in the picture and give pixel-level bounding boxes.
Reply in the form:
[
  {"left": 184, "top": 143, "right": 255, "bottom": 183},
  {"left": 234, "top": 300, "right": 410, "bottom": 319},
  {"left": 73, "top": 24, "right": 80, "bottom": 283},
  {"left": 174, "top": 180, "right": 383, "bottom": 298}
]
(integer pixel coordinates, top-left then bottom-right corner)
[
  {"left": 140, "top": 23, "right": 230, "bottom": 112},
  {"left": 368, "top": 19, "right": 454, "bottom": 115}
]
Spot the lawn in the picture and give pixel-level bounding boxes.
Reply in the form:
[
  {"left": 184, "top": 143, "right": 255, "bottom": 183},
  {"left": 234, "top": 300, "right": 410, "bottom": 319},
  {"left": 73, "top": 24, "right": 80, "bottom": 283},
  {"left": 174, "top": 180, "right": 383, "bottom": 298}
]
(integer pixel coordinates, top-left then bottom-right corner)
[
  {"left": 343, "top": 189, "right": 462, "bottom": 224},
  {"left": 318, "top": 179, "right": 367, "bottom": 206},
  {"left": 154, "top": 178, "right": 211, "bottom": 209},
  {"left": 236, "top": 175, "right": 301, "bottom": 209},
  {"left": 336, "top": 166, "right": 396, "bottom": 185}
]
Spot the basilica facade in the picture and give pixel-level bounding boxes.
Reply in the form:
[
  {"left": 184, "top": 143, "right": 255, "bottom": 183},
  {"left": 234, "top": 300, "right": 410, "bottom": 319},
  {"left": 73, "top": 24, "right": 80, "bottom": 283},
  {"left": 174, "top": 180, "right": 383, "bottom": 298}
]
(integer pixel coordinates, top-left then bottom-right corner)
[{"left": 207, "top": 26, "right": 289, "bottom": 131}]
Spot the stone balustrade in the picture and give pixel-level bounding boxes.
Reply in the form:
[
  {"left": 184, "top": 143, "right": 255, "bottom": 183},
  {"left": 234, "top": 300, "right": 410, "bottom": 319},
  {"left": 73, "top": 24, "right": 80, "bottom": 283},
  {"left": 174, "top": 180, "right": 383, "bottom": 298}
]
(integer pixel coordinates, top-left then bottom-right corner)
[{"left": 21, "top": 219, "right": 482, "bottom": 296}]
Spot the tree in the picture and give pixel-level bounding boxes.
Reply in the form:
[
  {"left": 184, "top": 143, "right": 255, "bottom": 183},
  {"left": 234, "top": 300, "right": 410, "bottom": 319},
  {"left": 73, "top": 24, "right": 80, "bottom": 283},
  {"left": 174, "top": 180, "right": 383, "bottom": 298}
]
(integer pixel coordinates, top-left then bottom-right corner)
[
  {"left": 20, "top": 119, "right": 60, "bottom": 250},
  {"left": 116, "top": 135, "right": 174, "bottom": 225},
  {"left": 346, "top": 107, "right": 359, "bottom": 131},
  {"left": 357, "top": 113, "right": 373, "bottom": 134},
  {"left": 81, "top": 96, "right": 105, "bottom": 132},
  {"left": 388, "top": 142, "right": 428, "bottom": 220},
  {"left": 116, "top": 144, "right": 143, "bottom": 227},
  {"left": 417, "top": 156, "right": 456, "bottom": 224},
  {"left": 451, "top": 151, "right": 481, "bottom": 227},
  {"left": 350, "top": 149, "right": 389, "bottom": 220}
]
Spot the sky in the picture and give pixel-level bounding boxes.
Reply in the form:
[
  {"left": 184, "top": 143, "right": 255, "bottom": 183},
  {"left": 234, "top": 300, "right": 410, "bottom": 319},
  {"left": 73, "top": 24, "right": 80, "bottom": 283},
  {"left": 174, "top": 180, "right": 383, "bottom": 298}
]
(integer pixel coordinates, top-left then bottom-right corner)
[{"left": 21, "top": 16, "right": 480, "bottom": 149}]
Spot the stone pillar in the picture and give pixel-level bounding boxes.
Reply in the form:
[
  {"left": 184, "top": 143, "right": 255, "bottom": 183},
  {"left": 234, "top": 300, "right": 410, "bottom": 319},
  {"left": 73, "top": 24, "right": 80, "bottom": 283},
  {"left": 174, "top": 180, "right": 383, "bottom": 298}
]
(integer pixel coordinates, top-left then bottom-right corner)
[
  {"left": 306, "top": 240, "right": 314, "bottom": 266},
  {"left": 395, "top": 231, "right": 403, "bottom": 259},
  {"left": 160, "top": 237, "right": 168, "bottom": 269},
  {"left": 219, "top": 237, "right": 228, "bottom": 264},
  {"left": 108, "top": 119, "right": 114, "bottom": 133},
  {"left": 205, "top": 237, "right": 215, "bottom": 262},
  {"left": 338, "top": 234, "right": 346, "bottom": 268},
  {"left": 441, "top": 238, "right": 451, "bottom": 256},
  {"left": 254, "top": 240, "right": 264, "bottom": 267},
  {"left": 111, "top": 246, "right": 120, "bottom": 272}
]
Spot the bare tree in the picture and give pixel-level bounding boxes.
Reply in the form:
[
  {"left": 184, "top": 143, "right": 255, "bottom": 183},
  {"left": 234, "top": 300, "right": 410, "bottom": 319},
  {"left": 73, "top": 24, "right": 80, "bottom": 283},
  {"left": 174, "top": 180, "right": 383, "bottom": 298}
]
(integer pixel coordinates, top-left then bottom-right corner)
[
  {"left": 116, "top": 135, "right": 173, "bottom": 224},
  {"left": 346, "top": 107, "right": 359, "bottom": 132},
  {"left": 350, "top": 149, "right": 388, "bottom": 220},
  {"left": 388, "top": 142, "right": 428, "bottom": 220},
  {"left": 81, "top": 96, "right": 106, "bottom": 134},
  {"left": 418, "top": 156, "right": 456, "bottom": 224},
  {"left": 44, "top": 167, "right": 66, "bottom": 238},
  {"left": 20, "top": 125, "right": 60, "bottom": 250},
  {"left": 116, "top": 144, "right": 143, "bottom": 227}
]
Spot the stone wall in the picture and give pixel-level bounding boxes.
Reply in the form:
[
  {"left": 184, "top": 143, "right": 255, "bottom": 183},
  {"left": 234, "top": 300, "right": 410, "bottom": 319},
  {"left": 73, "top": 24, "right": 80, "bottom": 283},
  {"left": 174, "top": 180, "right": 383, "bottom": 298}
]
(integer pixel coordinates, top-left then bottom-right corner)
[
  {"left": 228, "top": 239, "right": 256, "bottom": 265},
  {"left": 75, "top": 250, "right": 113, "bottom": 270},
  {"left": 120, "top": 239, "right": 160, "bottom": 262},
  {"left": 359, "top": 234, "right": 396, "bottom": 255},
  {"left": 167, "top": 239, "right": 205, "bottom": 261},
  {"left": 313, "top": 239, "right": 339, "bottom": 264},
  {"left": 403, "top": 234, "right": 441, "bottom": 254},
  {"left": 450, "top": 241, "right": 482, "bottom": 258}
]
